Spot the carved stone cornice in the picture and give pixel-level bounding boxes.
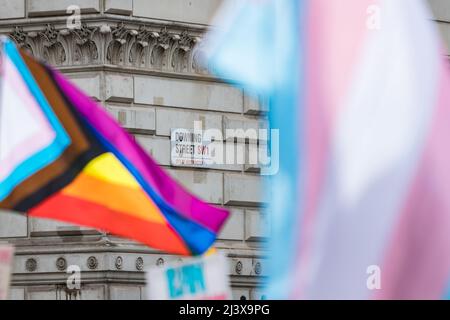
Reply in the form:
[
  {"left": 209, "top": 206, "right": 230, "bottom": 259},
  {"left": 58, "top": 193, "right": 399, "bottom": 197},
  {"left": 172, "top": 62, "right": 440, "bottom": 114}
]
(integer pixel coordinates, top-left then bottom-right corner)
[{"left": 6, "top": 21, "right": 209, "bottom": 75}]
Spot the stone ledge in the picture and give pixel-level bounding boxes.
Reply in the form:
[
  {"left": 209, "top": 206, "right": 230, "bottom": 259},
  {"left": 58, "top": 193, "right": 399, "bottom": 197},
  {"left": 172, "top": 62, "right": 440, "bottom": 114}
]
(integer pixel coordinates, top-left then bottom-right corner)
[
  {"left": 135, "top": 75, "right": 243, "bottom": 113},
  {"left": 10, "top": 283, "right": 266, "bottom": 300},
  {"left": 224, "top": 173, "right": 267, "bottom": 206},
  {"left": 105, "top": 0, "right": 133, "bottom": 16},
  {"left": 11, "top": 251, "right": 267, "bottom": 278},
  {"left": 3, "top": 21, "right": 210, "bottom": 77}
]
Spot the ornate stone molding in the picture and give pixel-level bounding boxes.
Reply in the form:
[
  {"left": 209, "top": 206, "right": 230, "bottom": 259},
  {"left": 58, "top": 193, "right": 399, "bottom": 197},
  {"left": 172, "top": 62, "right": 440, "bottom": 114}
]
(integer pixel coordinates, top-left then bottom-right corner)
[{"left": 8, "top": 22, "right": 209, "bottom": 75}]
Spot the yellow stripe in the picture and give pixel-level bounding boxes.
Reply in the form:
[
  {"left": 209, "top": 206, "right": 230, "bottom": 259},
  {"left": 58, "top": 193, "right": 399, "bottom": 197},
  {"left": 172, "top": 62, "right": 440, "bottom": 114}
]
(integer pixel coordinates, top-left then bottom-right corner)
[
  {"left": 83, "top": 153, "right": 140, "bottom": 189},
  {"left": 63, "top": 153, "right": 167, "bottom": 224}
]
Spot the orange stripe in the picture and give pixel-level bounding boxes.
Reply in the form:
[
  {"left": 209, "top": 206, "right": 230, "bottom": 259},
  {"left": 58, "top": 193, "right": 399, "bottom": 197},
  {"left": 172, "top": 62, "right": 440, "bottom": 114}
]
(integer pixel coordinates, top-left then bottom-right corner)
[
  {"left": 61, "top": 172, "right": 166, "bottom": 224},
  {"left": 29, "top": 192, "right": 190, "bottom": 255}
]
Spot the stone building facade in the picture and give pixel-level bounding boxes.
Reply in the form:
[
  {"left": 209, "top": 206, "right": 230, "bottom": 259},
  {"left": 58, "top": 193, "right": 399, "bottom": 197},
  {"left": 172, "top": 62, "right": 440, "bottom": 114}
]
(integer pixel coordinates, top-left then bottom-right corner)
[
  {"left": 0, "top": 0, "right": 269, "bottom": 300},
  {"left": 0, "top": 0, "right": 449, "bottom": 300}
]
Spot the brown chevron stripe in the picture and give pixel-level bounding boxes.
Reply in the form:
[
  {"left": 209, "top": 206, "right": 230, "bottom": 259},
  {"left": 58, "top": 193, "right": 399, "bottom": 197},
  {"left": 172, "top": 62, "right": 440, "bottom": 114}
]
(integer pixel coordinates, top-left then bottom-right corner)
[{"left": 0, "top": 50, "right": 101, "bottom": 210}]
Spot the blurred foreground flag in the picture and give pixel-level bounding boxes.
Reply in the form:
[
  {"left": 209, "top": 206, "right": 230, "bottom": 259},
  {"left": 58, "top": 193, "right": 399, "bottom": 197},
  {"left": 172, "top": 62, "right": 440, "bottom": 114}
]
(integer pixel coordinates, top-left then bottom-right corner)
[
  {"left": 205, "top": 0, "right": 450, "bottom": 299},
  {"left": 0, "top": 37, "right": 229, "bottom": 256},
  {"left": 0, "top": 245, "right": 14, "bottom": 300}
]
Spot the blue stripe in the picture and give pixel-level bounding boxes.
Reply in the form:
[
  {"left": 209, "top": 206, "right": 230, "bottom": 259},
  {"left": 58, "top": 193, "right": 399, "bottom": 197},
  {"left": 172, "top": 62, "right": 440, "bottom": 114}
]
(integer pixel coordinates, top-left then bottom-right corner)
[
  {"left": 0, "top": 40, "right": 71, "bottom": 201},
  {"left": 266, "top": 0, "right": 305, "bottom": 299},
  {"left": 207, "top": 0, "right": 306, "bottom": 297}
]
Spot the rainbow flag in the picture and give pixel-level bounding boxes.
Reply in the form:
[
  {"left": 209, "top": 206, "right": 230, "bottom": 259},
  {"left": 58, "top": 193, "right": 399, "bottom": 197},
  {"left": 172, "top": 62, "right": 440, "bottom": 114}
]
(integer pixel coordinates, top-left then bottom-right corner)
[
  {"left": 0, "top": 37, "right": 229, "bottom": 256},
  {"left": 206, "top": 0, "right": 450, "bottom": 299}
]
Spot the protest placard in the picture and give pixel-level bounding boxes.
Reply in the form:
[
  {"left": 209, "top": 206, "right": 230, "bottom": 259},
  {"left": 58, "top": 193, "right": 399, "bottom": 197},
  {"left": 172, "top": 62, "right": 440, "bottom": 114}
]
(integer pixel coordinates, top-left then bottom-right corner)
[
  {"left": 0, "top": 245, "right": 14, "bottom": 300},
  {"left": 146, "top": 253, "right": 231, "bottom": 300}
]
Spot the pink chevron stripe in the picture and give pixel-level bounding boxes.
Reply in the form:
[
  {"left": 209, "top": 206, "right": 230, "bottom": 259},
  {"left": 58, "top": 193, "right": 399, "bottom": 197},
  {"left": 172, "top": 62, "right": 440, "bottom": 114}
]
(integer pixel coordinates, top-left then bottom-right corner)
[
  {"left": 374, "top": 63, "right": 450, "bottom": 300},
  {"left": 50, "top": 70, "right": 229, "bottom": 234}
]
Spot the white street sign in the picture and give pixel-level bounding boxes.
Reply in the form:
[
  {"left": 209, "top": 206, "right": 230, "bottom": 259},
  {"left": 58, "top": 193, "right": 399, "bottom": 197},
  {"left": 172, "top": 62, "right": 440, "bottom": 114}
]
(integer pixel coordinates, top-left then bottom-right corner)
[{"left": 171, "top": 128, "right": 215, "bottom": 167}]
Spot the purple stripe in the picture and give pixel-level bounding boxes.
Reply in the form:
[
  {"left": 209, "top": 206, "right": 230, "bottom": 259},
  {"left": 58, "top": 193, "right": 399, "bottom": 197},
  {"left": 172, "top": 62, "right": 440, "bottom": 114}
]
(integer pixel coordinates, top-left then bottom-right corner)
[{"left": 52, "top": 70, "right": 229, "bottom": 233}]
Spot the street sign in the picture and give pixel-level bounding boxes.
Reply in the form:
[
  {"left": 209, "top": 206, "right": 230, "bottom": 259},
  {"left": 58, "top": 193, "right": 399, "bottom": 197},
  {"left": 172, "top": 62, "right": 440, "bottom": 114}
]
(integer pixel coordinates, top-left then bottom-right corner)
[
  {"left": 170, "top": 128, "right": 215, "bottom": 167},
  {"left": 146, "top": 253, "right": 231, "bottom": 300},
  {"left": 0, "top": 245, "right": 14, "bottom": 300}
]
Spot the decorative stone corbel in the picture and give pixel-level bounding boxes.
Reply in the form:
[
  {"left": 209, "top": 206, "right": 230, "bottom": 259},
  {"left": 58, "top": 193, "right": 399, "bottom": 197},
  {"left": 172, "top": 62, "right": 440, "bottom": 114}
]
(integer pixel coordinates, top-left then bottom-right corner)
[{"left": 6, "top": 22, "right": 210, "bottom": 75}]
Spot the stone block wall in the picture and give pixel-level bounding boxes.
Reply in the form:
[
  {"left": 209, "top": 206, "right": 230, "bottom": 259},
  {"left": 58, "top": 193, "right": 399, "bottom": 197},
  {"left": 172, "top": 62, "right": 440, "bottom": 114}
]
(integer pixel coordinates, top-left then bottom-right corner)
[{"left": 0, "top": 0, "right": 268, "bottom": 300}]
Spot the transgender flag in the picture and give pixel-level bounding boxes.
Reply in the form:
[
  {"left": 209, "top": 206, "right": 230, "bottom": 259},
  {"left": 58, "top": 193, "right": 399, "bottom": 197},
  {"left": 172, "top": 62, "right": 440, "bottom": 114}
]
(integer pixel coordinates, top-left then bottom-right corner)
[{"left": 206, "top": 0, "right": 450, "bottom": 299}]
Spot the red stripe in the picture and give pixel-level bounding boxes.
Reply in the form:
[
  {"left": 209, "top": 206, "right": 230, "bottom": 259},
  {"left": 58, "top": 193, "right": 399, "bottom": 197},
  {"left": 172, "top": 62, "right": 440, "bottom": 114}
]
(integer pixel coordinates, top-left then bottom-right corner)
[{"left": 29, "top": 193, "right": 190, "bottom": 255}]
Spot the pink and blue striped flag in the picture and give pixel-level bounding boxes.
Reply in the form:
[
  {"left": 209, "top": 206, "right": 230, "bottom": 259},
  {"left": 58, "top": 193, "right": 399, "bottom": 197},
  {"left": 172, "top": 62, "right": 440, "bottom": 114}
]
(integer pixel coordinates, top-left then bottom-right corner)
[{"left": 206, "top": 0, "right": 450, "bottom": 299}]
